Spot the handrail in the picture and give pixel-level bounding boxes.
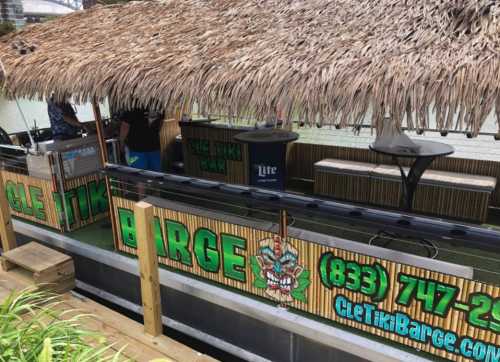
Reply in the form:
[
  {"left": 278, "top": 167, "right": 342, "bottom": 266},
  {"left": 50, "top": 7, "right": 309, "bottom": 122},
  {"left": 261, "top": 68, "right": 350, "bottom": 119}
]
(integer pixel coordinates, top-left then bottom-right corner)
[{"left": 104, "top": 163, "right": 500, "bottom": 253}]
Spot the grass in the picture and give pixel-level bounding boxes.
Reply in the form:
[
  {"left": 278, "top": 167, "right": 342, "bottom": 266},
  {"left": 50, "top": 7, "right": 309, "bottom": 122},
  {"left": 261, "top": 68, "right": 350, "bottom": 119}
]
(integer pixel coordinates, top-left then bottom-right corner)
[{"left": 0, "top": 288, "right": 125, "bottom": 362}]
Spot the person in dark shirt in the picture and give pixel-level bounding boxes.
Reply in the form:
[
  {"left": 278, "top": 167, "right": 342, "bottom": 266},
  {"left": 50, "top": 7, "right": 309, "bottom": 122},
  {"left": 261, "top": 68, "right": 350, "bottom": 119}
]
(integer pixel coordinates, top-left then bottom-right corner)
[
  {"left": 119, "top": 108, "right": 164, "bottom": 172},
  {"left": 47, "top": 96, "right": 91, "bottom": 141}
]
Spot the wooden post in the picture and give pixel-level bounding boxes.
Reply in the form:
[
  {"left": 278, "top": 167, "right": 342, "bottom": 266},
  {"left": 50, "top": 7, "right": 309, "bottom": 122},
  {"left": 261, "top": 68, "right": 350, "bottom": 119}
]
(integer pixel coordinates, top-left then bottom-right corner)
[
  {"left": 0, "top": 173, "right": 16, "bottom": 252},
  {"left": 279, "top": 209, "right": 288, "bottom": 241},
  {"left": 91, "top": 101, "right": 119, "bottom": 249},
  {"left": 134, "top": 201, "right": 162, "bottom": 337},
  {"left": 91, "top": 101, "right": 108, "bottom": 165}
]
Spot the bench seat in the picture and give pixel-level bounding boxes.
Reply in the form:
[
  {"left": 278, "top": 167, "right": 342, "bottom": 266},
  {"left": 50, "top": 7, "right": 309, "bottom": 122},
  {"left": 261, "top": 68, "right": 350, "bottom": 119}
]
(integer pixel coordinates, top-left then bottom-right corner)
[
  {"left": 370, "top": 165, "right": 496, "bottom": 222},
  {"left": 314, "top": 159, "right": 497, "bottom": 223},
  {"left": 314, "top": 159, "right": 376, "bottom": 203}
]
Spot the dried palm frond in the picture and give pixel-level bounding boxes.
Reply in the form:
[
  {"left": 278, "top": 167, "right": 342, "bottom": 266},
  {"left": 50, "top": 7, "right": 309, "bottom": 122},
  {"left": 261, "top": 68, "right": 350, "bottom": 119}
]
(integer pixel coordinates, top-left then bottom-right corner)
[{"left": 1, "top": 0, "right": 499, "bottom": 135}]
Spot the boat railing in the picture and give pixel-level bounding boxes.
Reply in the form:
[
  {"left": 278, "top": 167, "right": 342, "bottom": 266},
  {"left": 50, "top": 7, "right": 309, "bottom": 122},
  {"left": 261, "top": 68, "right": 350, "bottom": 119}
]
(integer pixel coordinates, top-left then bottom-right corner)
[{"left": 104, "top": 163, "right": 500, "bottom": 254}]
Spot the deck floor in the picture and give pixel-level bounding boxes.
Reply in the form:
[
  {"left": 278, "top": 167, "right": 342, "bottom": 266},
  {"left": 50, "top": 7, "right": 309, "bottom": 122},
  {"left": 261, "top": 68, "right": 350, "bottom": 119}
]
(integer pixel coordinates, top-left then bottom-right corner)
[{"left": 0, "top": 267, "right": 217, "bottom": 362}]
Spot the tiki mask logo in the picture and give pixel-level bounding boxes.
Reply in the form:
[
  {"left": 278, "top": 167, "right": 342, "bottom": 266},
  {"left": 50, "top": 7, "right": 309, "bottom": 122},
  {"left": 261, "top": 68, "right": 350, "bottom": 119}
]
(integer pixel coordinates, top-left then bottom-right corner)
[{"left": 250, "top": 236, "right": 310, "bottom": 303}]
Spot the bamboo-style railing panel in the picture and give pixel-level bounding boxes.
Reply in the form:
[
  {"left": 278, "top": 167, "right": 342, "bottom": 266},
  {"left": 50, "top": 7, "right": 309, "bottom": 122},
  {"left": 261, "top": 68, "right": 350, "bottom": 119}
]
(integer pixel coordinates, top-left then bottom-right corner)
[
  {"left": 113, "top": 195, "right": 500, "bottom": 362},
  {"left": 180, "top": 124, "right": 249, "bottom": 185},
  {"left": 0, "top": 168, "right": 108, "bottom": 232},
  {"left": 1, "top": 170, "right": 61, "bottom": 230}
]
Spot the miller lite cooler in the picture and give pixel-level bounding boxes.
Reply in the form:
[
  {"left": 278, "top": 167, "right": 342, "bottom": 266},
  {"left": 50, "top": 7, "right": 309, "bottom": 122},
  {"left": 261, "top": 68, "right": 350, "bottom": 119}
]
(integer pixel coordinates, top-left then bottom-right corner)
[
  {"left": 235, "top": 129, "right": 298, "bottom": 191},
  {"left": 248, "top": 142, "right": 287, "bottom": 190}
]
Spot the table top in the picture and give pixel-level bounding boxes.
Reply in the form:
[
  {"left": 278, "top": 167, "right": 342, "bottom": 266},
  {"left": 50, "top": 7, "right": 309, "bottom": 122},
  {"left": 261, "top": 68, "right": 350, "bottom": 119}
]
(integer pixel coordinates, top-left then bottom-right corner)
[
  {"left": 234, "top": 129, "right": 299, "bottom": 144},
  {"left": 369, "top": 139, "right": 455, "bottom": 158}
]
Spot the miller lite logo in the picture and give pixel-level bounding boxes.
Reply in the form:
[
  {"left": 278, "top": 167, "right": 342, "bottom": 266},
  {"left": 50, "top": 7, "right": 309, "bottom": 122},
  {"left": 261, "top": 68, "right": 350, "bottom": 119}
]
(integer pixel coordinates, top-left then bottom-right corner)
[{"left": 256, "top": 164, "right": 277, "bottom": 178}]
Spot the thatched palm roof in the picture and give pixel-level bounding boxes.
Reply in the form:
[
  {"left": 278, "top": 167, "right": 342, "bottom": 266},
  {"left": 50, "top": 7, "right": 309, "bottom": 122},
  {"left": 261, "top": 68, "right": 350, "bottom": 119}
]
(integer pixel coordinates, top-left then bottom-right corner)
[{"left": 1, "top": 0, "right": 500, "bottom": 134}]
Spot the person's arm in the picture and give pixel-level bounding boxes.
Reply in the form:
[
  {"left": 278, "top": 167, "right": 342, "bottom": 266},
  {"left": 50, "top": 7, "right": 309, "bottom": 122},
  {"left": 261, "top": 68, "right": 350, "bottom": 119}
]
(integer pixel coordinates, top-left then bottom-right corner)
[{"left": 61, "top": 104, "right": 92, "bottom": 133}]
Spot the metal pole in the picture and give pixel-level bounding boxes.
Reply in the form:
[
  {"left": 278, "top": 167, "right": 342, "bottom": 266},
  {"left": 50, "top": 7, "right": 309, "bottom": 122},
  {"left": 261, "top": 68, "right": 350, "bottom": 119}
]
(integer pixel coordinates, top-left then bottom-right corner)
[
  {"left": 91, "top": 101, "right": 119, "bottom": 249},
  {"left": 14, "top": 99, "right": 35, "bottom": 147},
  {"left": 54, "top": 152, "right": 71, "bottom": 231}
]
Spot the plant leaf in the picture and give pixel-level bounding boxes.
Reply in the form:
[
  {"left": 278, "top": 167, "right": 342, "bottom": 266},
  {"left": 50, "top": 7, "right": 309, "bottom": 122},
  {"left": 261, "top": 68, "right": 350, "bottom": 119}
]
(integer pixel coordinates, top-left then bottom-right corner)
[
  {"left": 250, "top": 256, "right": 267, "bottom": 289},
  {"left": 290, "top": 289, "right": 307, "bottom": 303},
  {"left": 298, "top": 269, "right": 310, "bottom": 281},
  {"left": 290, "top": 269, "right": 311, "bottom": 303},
  {"left": 253, "top": 278, "right": 267, "bottom": 289},
  {"left": 37, "top": 338, "right": 53, "bottom": 362}
]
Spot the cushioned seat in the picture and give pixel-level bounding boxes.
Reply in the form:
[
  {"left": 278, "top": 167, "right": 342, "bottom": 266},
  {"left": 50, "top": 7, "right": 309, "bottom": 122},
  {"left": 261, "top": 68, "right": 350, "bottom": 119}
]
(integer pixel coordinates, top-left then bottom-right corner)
[
  {"left": 420, "top": 170, "right": 497, "bottom": 192},
  {"left": 372, "top": 165, "right": 497, "bottom": 192},
  {"left": 314, "top": 159, "right": 376, "bottom": 176}
]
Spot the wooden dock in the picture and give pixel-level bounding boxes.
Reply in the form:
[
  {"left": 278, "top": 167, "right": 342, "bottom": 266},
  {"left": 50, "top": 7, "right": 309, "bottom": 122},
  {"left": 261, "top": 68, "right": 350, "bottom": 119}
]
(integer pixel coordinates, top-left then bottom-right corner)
[{"left": 0, "top": 267, "right": 217, "bottom": 362}]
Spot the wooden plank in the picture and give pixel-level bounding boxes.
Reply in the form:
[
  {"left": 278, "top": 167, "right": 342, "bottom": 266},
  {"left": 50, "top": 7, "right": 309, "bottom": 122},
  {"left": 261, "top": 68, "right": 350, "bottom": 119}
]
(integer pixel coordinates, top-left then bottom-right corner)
[
  {"left": 50, "top": 300, "right": 172, "bottom": 362},
  {"left": 0, "top": 268, "right": 213, "bottom": 362},
  {"left": 34, "top": 261, "right": 75, "bottom": 284},
  {"left": 0, "top": 256, "right": 16, "bottom": 271},
  {"left": 0, "top": 172, "right": 16, "bottom": 251},
  {"left": 135, "top": 201, "right": 163, "bottom": 337},
  {"left": 64, "top": 294, "right": 216, "bottom": 362},
  {"left": 2, "top": 242, "right": 71, "bottom": 274}
]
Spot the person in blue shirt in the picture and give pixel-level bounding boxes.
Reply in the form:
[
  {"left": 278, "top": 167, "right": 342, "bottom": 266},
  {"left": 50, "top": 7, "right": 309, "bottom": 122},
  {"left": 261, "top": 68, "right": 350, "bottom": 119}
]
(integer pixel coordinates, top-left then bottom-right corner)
[{"left": 47, "top": 95, "right": 91, "bottom": 141}]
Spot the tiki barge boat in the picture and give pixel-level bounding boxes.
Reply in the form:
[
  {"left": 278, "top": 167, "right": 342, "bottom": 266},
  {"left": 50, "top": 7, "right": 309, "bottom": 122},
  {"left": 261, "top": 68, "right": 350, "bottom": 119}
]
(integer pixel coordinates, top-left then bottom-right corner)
[{"left": 2, "top": 1, "right": 500, "bottom": 362}]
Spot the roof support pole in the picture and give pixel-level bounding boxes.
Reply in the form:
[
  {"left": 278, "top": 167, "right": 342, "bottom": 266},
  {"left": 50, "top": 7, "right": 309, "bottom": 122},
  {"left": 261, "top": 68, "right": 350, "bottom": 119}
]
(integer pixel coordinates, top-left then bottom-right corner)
[{"left": 91, "top": 101, "right": 119, "bottom": 250}]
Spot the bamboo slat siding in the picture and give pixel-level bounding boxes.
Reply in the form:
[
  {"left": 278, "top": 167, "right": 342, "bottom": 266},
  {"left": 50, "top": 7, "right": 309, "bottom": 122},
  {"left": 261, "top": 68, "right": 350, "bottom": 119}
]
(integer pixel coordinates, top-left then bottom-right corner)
[
  {"left": 1, "top": 169, "right": 108, "bottom": 232},
  {"left": 316, "top": 170, "right": 491, "bottom": 222},
  {"left": 368, "top": 178, "right": 491, "bottom": 222},
  {"left": 113, "top": 196, "right": 500, "bottom": 362},
  {"left": 180, "top": 124, "right": 249, "bottom": 185},
  {"left": 314, "top": 173, "right": 371, "bottom": 203},
  {"left": 63, "top": 173, "right": 109, "bottom": 231},
  {"left": 159, "top": 119, "right": 181, "bottom": 171},
  {"left": 1, "top": 170, "right": 61, "bottom": 230},
  {"left": 290, "top": 143, "right": 500, "bottom": 206}
]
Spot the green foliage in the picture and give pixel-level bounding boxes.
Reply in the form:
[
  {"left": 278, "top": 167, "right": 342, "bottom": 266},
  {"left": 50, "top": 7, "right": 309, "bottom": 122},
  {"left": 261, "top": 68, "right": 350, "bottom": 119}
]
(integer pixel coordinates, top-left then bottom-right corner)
[
  {"left": 250, "top": 256, "right": 267, "bottom": 289},
  {"left": 290, "top": 269, "right": 311, "bottom": 303},
  {"left": 0, "top": 22, "right": 15, "bottom": 37},
  {"left": 0, "top": 288, "right": 124, "bottom": 362}
]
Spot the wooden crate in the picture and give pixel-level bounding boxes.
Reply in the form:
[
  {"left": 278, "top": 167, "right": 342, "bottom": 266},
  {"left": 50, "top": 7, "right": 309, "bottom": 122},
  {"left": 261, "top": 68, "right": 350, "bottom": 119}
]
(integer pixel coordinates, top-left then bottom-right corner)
[{"left": 0, "top": 242, "right": 75, "bottom": 294}]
